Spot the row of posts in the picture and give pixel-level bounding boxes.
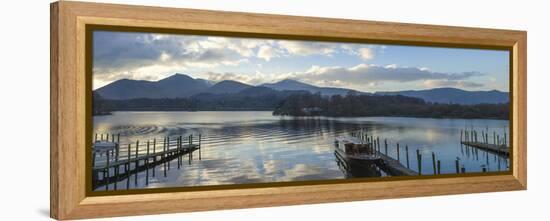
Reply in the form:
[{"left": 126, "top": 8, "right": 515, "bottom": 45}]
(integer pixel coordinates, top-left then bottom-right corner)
[
  {"left": 94, "top": 133, "right": 202, "bottom": 191},
  {"left": 461, "top": 127, "right": 507, "bottom": 148},
  {"left": 353, "top": 131, "right": 470, "bottom": 175}
]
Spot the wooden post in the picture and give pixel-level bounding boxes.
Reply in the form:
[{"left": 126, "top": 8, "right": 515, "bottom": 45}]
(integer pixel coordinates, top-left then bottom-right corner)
[
  {"left": 416, "top": 149, "right": 422, "bottom": 175},
  {"left": 504, "top": 132, "right": 507, "bottom": 147},
  {"left": 376, "top": 137, "right": 380, "bottom": 153},
  {"left": 199, "top": 134, "right": 202, "bottom": 160},
  {"left": 126, "top": 143, "right": 131, "bottom": 190},
  {"left": 114, "top": 143, "right": 119, "bottom": 190},
  {"left": 100, "top": 133, "right": 103, "bottom": 141},
  {"left": 431, "top": 152, "right": 436, "bottom": 175},
  {"left": 384, "top": 139, "right": 388, "bottom": 155},
  {"left": 167, "top": 137, "right": 171, "bottom": 170},
  {"left": 177, "top": 136, "right": 182, "bottom": 169},
  {"left": 437, "top": 160, "right": 441, "bottom": 174},
  {"left": 189, "top": 135, "right": 192, "bottom": 165},
  {"left": 94, "top": 133, "right": 98, "bottom": 142},
  {"left": 146, "top": 140, "right": 150, "bottom": 186},
  {"left": 105, "top": 149, "right": 110, "bottom": 191},
  {"left": 497, "top": 134, "right": 501, "bottom": 156},
  {"left": 396, "top": 143, "right": 400, "bottom": 162},
  {"left": 455, "top": 159, "right": 460, "bottom": 174},
  {"left": 163, "top": 137, "right": 167, "bottom": 177},
  {"left": 152, "top": 138, "right": 156, "bottom": 177},
  {"left": 134, "top": 140, "right": 139, "bottom": 187},
  {"left": 405, "top": 145, "right": 410, "bottom": 168}
]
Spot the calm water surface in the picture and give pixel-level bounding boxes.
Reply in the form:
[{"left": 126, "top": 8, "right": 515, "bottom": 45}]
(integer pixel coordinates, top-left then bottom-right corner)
[{"left": 93, "top": 111, "right": 509, "bottom": 190}]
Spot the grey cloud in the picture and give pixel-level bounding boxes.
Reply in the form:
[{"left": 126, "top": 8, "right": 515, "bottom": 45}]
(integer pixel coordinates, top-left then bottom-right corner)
[
  {"left": 93, "top": 31, "right": 244, "bottom": 76},
  {"left": 298, "top": 64, "right": 482, "bottom": 85}
]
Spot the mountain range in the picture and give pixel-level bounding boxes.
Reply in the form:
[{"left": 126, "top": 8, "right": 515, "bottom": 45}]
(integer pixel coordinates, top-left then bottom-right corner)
[{"left": 94, "top": 73, "right": 509, "bottom": 104}]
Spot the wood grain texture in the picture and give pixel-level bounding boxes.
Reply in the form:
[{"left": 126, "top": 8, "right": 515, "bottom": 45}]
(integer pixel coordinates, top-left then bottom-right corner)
[{"left": 50, "top": 1, "right": 527, "bottom": 219}]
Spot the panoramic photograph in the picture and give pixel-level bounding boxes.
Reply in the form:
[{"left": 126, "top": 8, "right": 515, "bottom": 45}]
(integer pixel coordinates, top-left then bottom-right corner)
[{"left": 91, "top": 30, "right": 510, "bottom": 191}]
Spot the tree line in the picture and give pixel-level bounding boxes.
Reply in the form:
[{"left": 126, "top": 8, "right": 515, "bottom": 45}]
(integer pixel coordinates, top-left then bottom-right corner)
[
  {"left": 272, "top": 92, "right": 509, "bottom": 119},
  {"left": 94, "top": 91, "right": 509, "bottom": 119}
]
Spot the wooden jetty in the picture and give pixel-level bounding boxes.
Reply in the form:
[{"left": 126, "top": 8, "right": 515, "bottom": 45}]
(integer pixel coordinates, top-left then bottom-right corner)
[
  {"left": 460, "top": 128, "right": 509, "bottom": 156},
  {"left": 92, "top": 134, "right": 202, "bottom": 190},
  {"left": 336, "top": 132, "right": 417, "bottom": 176}
]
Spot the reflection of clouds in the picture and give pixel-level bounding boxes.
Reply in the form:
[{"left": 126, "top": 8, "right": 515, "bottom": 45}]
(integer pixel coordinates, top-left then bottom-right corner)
[
  {"left": 282, "top": 164, "right": 322, "bottom": 181},
  {"left": 94, "top": 112, "right": 511, "bottom": 190}
]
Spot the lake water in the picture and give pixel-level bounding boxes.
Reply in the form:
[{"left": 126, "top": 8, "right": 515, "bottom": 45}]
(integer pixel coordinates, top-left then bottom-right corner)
[{"left": 93, "top": 111, "right": 509, "bottom": 190}]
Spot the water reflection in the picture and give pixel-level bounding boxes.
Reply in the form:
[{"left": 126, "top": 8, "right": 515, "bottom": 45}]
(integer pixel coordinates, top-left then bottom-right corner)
[{"left": 93, "top": 111, "right": 509, "bottom": 190}]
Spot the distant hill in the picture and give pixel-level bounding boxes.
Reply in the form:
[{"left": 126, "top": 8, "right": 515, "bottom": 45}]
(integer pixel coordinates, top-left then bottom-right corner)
[
  {"left": 95, "top": 73, "right": 210, "bottom": 99},
  {"left": 204, "top": 80, "right": 251, "bottom": 94},
  {"left": 261, "top": 79, "right": 363, "bottom": 96},
  {"left": 95, "top": 74, "right": 508, "bottom": 105},
  {"left": 375, "top": 88, "right": 509, "bottom": 104}
]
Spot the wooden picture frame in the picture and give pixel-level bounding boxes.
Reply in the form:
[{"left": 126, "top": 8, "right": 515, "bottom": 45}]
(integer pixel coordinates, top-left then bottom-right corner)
[{"left": 50, "top": 1, "right": 527, "bottom": 219}]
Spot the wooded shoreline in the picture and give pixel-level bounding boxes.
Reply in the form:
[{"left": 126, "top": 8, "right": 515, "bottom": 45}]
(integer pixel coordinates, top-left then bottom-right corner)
[{"left": 93, "top": 92, "right": 509, "bottom": 119}]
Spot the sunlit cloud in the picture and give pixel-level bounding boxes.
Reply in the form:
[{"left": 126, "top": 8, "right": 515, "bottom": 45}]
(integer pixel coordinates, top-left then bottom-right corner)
[{"left": 92, "top": 31, "right": 507, "bottom": 91}]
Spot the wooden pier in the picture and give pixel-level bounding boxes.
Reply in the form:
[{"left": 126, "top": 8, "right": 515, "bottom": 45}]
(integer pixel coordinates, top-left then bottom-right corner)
[
  {"left": 92, "top": 134, "right": 202, "bottom": 190},
  {"left": 377, "top": 153, "right": 417, "bottom": 176},
  {"left": 460, "top": 128, "right": 509, "bottom": 156},
  {"left": 341, "top": 132, "right": 417, "bottom": 176}
]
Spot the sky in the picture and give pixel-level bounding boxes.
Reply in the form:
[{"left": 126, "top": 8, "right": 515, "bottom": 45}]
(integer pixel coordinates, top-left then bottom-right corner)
[{"left": 92, "top": 31, "right": 509, "bottom": 92}]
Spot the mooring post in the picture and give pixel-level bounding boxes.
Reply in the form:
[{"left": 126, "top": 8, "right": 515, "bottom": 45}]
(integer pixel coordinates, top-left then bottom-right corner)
[
  {"left": 504, "top": 132, "right": 507, "bottom": 147},
  {"left": 416, "top": 149, "right": 422, "bottom": 175},
  {"left": 167, "top": 137, "right": 171, "bottom": 170},
  {"left": 455, "top": 159, "right": 460, "bottom": 174},
  {"left": 134, "top": 140, "right": 139, "bottom": 187},
  {"left": 178, "top": 136, "right": 182, "bottom": 169},
  {"left": 384, "top": 139, "right": 388, "bottom": 155},
  {"left": 126, "top": 143, "right": 131, "bottom": 190},
  {"left": 396, "top": 143, "right": 400, "bottom": 162},
  {"left": 431, "top": 152, "right": 436, "bottom": 175},
  {"left": 376, "top": 137, "right": 380, "bottom": 153},
  {"left": 189, "top": 135, "right": 193, "bottom": 165},
  {"left": 163, "top": 137, "right": 167, "bottom": 177},
  {"left": 437, "top": 160, "right": 441, "bottom": 174},
  {"left": 493, "top": 131, "right": 497, "bottom": 145},
  {"left": 152, "top": 138, "right": 156, "bottom": 177},
  {"left": 115, "top": 142, "right": 119, "bottom": 163},
  {"left": 497, "top": 136, "right": 501, "bottom": 159},
  {"left": 199, "top": 134, "right": 202, "bottom": 160},
  {"left": 146, "top": 140, "right": 150, "bottom": 186},
  {"left": 105, "top": 149, "right": 110, "bottom": 191},
  {"left": 114, "top": 143, "right": 119, "bottom": 190},
  {"left": 405, "top": 145, "right": 410, "bottom": 168}
]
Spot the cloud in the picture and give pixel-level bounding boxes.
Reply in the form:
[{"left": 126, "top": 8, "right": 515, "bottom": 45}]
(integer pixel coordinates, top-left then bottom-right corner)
[
  {"left": 92, "top": 31, "right": 257, "bottom": 88},
  {"left": 257, "top": 45, "right": 280, "bottom": 61},
  {"left": 277, "top": 40, "right": 336, "bottom": 56},
  {"left": 205, "top": 72, "right": 265, "bottom": 85},
  {"left": 358, "top": 48, "right": 374, "bottom": 60},
  {"left": 423, "top": 80, "right": 484, "bottom": 88},
  {"left": 283, "top": 63, "right": 483, "bottom": 90}
]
